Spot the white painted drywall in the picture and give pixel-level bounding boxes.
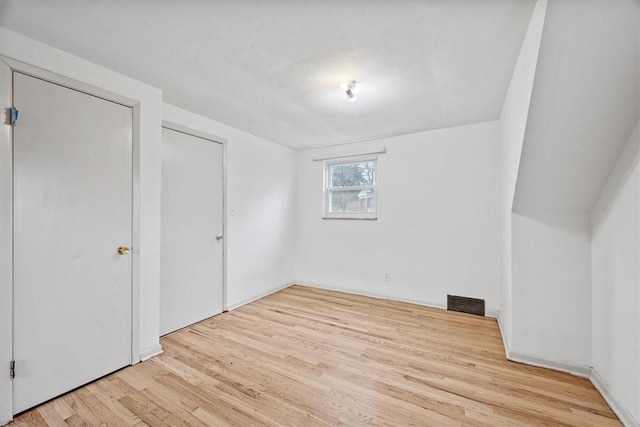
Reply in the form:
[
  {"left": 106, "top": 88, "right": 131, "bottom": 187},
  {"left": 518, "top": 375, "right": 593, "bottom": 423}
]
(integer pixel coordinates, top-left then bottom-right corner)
[
  {"left": 162, "top": 104, "right": 296, "bottom": 309},
  {"left": 294, "top": 121, "right": 502, "bottom": 311},
  {"left": 0, "top": 27, "right": 163, "bottom": 424},
  {"left": 507, "top": 0, "right": 639, "bottom": 373},
  {"left": 499, "top": 0, "right": 547, "bottom": 351},
  {"left": 511, "top": 213, "right": 592, "bottom": 367},
  {"left": 591, "top": 119, "right": 640, "bottom": 424},
  {"left": 513, "top": 0, "right": 639, "bottom": 218}
]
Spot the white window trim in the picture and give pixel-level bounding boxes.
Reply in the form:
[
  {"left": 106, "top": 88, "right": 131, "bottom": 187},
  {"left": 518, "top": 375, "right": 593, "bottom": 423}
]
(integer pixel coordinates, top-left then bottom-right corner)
[{"left": 322, "top": 155, "right": 378, "bottom": 220}]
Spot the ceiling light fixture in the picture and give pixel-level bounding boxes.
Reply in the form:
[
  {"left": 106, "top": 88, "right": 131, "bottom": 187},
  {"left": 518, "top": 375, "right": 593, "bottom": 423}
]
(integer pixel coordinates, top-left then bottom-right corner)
[{"left": 340, "top": 81, "right": 356, "bottom": 101}]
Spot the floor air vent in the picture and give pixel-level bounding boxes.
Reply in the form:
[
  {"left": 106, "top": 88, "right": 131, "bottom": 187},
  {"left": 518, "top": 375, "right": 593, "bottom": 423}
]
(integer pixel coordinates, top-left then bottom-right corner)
[{"left": 447, "top": 295, "right": 485, "bottom": 316}]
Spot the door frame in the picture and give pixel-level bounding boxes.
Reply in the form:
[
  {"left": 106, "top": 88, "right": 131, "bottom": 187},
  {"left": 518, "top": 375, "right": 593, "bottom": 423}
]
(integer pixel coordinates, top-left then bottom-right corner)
[
  {"left": 0, "top": 56, "right": 142, "bottom": 419},
  {"left": 160, "top": 122, "right": 228, "bottom": 312}
]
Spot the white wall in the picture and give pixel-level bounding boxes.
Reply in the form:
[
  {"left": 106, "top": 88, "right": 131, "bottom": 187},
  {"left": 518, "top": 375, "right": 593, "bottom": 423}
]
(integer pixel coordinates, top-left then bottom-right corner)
[
  {"left": 295, "top": 121, "right": 502, "bottom": 312},
  {"left": 505, "top": 0, "right": 639, "bottom": 375},
  {"left": 162, "top": 104, "right": 296, "bottom": 309},
  {"left": 499, "top": 0, "right": 547, "bottom": 350},
  {"left": 591, "top": 119, "right": 640, "bottom": 425},
  {"left": 513, "top": 0, "right": 639, "bottom": 218},
  {"left": 511, "top": 213, "right": 592, "bottom": 370},
  {"left": 0, "top": 26, "right": 296, "bottom": 424},
  {"left": 0, "top": 27, "right": 163, "bottom": 424}
]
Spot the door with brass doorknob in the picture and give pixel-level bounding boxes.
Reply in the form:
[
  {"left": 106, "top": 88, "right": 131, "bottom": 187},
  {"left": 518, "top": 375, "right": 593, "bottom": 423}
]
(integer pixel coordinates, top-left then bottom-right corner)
[{"left": 12, "top": 71, "right": 133, "bottom": 414}]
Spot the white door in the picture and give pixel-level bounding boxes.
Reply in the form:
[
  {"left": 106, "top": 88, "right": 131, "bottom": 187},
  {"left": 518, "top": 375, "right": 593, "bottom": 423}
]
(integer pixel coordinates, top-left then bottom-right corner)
[
  {"left": 160, "top": 128, "right": 224, "bottom": 336},
  {"left": 12, "top": 72, "right": 133, "bottom": 413}
]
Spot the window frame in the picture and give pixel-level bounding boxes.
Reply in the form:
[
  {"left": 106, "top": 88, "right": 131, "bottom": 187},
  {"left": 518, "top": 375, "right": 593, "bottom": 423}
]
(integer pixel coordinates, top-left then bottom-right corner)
[{"left": 322, "top": 155, "right": 378, "bottom": 220}]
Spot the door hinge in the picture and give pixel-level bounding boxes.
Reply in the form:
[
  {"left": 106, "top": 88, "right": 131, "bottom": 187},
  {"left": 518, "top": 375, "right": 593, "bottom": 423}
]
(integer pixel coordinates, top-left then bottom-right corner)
[
  {"left": 9, "top": 107, "right": 19, "bottom": 126},
  {"left": 9, "top": 360, "right": 15, "bottom": 379}
]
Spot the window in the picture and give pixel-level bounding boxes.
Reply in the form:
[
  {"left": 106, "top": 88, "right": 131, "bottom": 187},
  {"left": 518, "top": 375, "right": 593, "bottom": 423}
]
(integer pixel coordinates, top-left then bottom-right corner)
[{"left": 323, "top": 156, "right": 377, "bottom": 219}]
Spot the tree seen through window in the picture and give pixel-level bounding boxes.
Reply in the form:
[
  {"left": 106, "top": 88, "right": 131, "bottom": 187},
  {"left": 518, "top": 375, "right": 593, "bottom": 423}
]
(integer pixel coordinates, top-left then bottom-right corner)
[{"left": 326, "top": 160, "right": 376, "bottom": 215}]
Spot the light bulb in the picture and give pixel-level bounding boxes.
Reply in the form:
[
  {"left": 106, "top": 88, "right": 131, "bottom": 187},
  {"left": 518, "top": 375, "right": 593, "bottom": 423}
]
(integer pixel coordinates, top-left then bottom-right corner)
[{"left": 340, "top": 81, "right": 357, "bottom": 100}]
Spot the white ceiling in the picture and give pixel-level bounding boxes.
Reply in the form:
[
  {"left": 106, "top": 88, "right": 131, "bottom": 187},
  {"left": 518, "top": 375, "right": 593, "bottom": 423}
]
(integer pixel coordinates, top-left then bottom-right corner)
[{"left": 0, "top": 0, "right": 535, "bottom": 149}]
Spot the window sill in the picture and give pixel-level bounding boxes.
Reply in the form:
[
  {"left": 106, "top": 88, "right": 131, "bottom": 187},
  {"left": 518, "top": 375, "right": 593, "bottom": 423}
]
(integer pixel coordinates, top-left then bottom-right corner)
[{"left": 321, "top": 216, "right": 377, "bottom": 221}]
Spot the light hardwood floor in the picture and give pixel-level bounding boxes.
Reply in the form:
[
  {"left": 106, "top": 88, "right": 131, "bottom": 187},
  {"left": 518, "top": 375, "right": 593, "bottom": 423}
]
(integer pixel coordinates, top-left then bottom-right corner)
[{"left": 9, "top": 285, "right": 620, "bottom": 426}]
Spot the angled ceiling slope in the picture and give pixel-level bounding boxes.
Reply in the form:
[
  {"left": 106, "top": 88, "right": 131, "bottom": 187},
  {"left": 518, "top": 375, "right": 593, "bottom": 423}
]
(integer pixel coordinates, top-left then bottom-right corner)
[
  {"left": 513, "top": 0, "right": 640, "bottom": 223},
  {"left": 1, "top": 0, "right": 535, "bottom": 148}
]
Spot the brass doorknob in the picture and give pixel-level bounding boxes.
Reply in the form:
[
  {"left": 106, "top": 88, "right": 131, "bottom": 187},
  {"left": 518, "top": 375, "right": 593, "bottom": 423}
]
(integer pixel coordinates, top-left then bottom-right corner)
[{"left": 117, "top": 246, "right": 131, "bottom": 255}]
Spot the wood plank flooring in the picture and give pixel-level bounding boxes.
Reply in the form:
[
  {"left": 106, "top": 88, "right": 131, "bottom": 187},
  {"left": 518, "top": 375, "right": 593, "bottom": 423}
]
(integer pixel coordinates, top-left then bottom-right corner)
[{"left": 9, "top": 285, "right": 620, "bottom": 426}]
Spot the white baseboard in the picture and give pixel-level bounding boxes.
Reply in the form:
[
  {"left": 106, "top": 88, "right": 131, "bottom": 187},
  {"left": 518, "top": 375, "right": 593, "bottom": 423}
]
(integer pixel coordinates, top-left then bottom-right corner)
[
  {"left": 496, "top": 313, "right": 591, "bottom": 378},
  {"left": 225, "top": 281, "right": 295, "bottom": 311},
  {"left": 297, "top": 280, "right": 447, "bottom": 310},
  {"left": 485, "top": 308, "right": 499, "bottom": 319},
  {"left": 139, "top": 344, "right": 163, "bottom": 361},
  {"left": 505, "top": 350, "right": 591, "bottom": 378},
  {"left": 495, "top": 312, "right": 512, "bottom": 355},
  {"left": 590, "top": 368, "right": 639, "bottom": 427},
  {"left": 295, "top": 280, "right": 500, "bottom": 318}
]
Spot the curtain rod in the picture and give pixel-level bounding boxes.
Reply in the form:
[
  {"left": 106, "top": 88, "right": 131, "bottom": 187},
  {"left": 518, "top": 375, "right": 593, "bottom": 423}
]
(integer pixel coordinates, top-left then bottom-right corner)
[{"left": 312, "top": 147, "right": 387, "bottom": 162}]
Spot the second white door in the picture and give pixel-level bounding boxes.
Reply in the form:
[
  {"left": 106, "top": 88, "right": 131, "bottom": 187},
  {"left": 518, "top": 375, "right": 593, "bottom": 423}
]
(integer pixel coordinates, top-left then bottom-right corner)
[{"left": 160, "top": 128, "right": 224, "bottom": 335}]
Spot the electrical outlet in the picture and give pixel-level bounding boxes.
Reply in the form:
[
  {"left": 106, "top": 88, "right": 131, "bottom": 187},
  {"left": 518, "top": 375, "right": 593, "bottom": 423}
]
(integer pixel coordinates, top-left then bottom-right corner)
[{"left": 384, "top": 272, "right": 390, "bottom": 281}]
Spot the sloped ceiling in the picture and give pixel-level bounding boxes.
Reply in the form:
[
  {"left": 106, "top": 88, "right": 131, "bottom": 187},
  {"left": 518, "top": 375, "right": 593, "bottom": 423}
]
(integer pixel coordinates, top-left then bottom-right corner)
[
  {"left": 513, "top": 0, "right": 640, "bottom": 221},
  {"left": 0, "top": 0, "right": 535, "bottom": 148}
]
